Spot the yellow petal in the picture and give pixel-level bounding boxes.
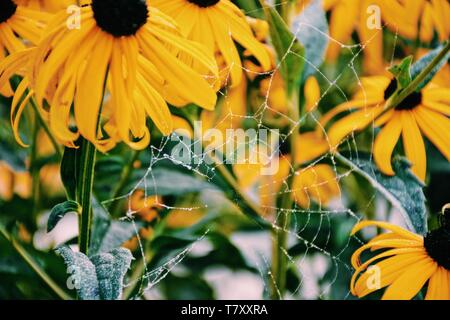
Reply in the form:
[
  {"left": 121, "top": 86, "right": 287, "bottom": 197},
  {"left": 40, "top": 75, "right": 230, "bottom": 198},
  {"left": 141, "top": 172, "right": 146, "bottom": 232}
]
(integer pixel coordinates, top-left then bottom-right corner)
[
  {"left": 382, "top": 259, "right": 437, "bottom": 300},
  {"left": 374, "top": 113, "right": 402, "bottom": 176},
  {"left": 351, "top": 220, "right": 423, "bottom": 242},
  {"left": 425, "top": 267, "right": 450, "bottom": 300},
  {"left": 401, "top": 111, "right": 427, "bottom": 182}
]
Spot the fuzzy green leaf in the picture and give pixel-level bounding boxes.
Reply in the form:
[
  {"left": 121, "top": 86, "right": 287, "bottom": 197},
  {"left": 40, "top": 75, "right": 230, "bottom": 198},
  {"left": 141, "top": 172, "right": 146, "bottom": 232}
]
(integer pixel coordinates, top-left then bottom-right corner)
[
  {"left": 90, "top": 248, "right": 133, "bottom": 300},
  {"left": 56, "top": 246, "right": 100, "bottom": 300},
  {"left": 291, "top": 0, "right": 329, "bottom": 79},
  {"left": 338, "top": 154, "right": 427, "bottom": 235},
  {"left": 56, "top": 246, "right": 133, "bottom": 300},
  {"left": 411, "top": 44, "right": 450, "bottom": 91}
]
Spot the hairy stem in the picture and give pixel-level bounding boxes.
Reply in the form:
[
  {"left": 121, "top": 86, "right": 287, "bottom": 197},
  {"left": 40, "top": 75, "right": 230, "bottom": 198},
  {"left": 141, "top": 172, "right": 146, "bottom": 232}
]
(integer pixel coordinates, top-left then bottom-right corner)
[
  {"left": 30, "top": 111, "right": 40, "bottom": 227},
  {"left": 271, "top": 89, "right": 300, "bottom": 300}
]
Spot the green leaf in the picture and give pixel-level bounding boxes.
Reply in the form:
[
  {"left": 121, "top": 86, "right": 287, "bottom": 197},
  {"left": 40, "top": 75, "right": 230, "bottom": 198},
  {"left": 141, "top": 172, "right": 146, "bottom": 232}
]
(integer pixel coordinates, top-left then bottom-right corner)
[
  {"left": 233, "top": 0, "right": 263, "bottom": 18},
  {"left": 411, "top": 44, "right": 450, "bottom": 91},
  {"left": 389, "top": 56, "right": 413, "bottom": 89},
  {"left": 60, "top": 146, "right": 81, "bottom": 200},
  {"left": 90, "top": 199, "right": 142, "bottom": 255},
  {"left": 291, "top": 0, "right": 329, "bottom": 79},
  {"left": 259, "top": 0, "right": 305, "bottom": 97},
  {"left": 0, "top": 140, "right": 27, "bottom": 172},
  {"left": 338, "top": 153, "right": 427, "bottom": 235},
  {"left": 47, "top": 200, "right": 81, "bottom": 233},
  {"left": 56, "top": 246, "right": 133, "bottom": 300},
  {"left": 162, "top": 273, "right": 214, "bottom": 300}
]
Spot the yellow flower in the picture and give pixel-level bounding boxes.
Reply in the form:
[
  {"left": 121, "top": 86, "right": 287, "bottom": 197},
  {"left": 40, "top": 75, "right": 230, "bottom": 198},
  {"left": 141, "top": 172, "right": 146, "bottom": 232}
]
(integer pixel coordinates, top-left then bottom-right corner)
[
  {"left": 351, "top": 220, "right": 450, "bottom": 300},
  {"left": 297, "top": 0, "right": 385, "bottom": 75},
  {"left": 0, "top": 161, "right": 31, "bottom": 200},
  {"left": 0, "top": 0, "right": 48, "bottom": 96},
  {"left": 321, "top": 75, "right": 450, "bottom": 182},
  {"left": 151, "top": 0, "right": 271, "bottom": 87},
  {"left": 14, "top": 0, "right": 76, "bottom": 12},
  {"left": 233, "top": 131, "right": 340, "bottom": 211},
  {"left": 129, "top": 190, "right": 162, "bottom": 222},
  {"left": 377, "top": 0, "right": 450, "bottom": 43},
  {"left": 2, "top": 0, "right": 218, "bottom": 152}
]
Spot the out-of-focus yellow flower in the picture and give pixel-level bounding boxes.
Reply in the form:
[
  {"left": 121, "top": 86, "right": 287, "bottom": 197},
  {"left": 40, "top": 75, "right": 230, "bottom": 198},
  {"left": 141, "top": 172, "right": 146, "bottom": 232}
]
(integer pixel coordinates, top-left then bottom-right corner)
[
  {"left": 0, "top": 161, "right": 31, "bottom": 200},
  {"left": 152, "top": 0, "right": 271, "bottom": 87},
  {"left": 260, "top": 70, "right": 321, "bottom": 116},
  {"left": 304, "top": 76, "right": 321, "bottom": 112},
  {"left": 296, "top": 0, "right": 385, "bottom": 75},
  {"left": 166, "top": 207, "right": 205, "bottom": 228},
  {"left": 321, "top": 75, "right": 450, "bottom": 182},
  {"left": 260, "top": 71, "right": 288, "bottom": 115},
  {"left": 377, "top": 0, "right": 450, "bottom": 43},
  {"left": 233, "top": 131, "right": 339, "bottom": 212},
  {"left": 130, "top": 190, "right": 162, "bottom": 223},
  {"left": 200, "top": 76, "right": 248, "bottom": 148},
  {"left": 351, "top": 220, "right": 450, "bottom": 300}
]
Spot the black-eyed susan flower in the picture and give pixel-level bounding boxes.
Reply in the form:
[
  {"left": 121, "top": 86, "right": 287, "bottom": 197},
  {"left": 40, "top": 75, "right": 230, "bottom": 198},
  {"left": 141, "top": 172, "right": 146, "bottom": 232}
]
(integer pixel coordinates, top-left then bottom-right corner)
[
  {"left": 320, "top": 75, "right": 450, "bottom": 182},
  {"left": 296, "top": 0, "right": 385, "bottom": 75},
  {"left": 14, "top": 0, "right": 76, "bottom": 12},
  {"left": 151, "top": 0, "right": 272, "bottom": 87},
  {"left": 351, "top": 218, "right": 450, "bottom": 300},
  {"left": 3, "top": 0, "right": 219, "bottom": 151},
  {"left": 378, "top": 0, "right": 450, "bottom": 43},
  {"left": 0, "top": 0, "right": 48, "bottom": 96}
]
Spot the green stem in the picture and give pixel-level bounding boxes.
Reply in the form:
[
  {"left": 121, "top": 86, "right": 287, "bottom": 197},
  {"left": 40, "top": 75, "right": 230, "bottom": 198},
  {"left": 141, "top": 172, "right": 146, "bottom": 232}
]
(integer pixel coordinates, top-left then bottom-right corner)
[
  {"left": 271, "top": 89, "right": 300, "bottom": 300},
  {"left": 30, "top": 110, "right": 40, "bottom": 227},
  {"left": 385, "top": 41, "right": 450, "bottom": 111},
  {"left": 29, "top": 97, "right": 63, "bottom": 160},
  {"left": 0, "top": 224, "right": 71, "bottom": 300},
  {"left": 76, "top": 138, "right": 96, "bottom": 255},
  {"left": 109, "top": 150, "right": 141, "bottom": 217},
  {"left": 215, "top": 161, "right": 266, "bottom": 218}
]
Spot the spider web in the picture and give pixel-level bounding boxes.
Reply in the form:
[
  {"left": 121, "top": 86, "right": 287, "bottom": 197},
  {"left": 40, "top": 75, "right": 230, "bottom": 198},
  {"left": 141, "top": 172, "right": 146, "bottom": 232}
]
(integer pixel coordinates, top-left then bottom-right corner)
[{"left": 106, "top": 1, "right": 406, "bottom": 300}]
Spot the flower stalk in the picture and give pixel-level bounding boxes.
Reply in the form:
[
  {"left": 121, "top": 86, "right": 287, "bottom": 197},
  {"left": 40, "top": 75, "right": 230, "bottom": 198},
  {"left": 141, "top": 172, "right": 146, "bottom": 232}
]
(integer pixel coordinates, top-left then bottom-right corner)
[
  {"left": 76, "top": 138, "right": 97, "bottom": 255},
  {"left": 271, "top": 88, "right": 300, "bottom": 300},
  {"left": 29, "top": 97, "right": 63, "bottom": 160}
]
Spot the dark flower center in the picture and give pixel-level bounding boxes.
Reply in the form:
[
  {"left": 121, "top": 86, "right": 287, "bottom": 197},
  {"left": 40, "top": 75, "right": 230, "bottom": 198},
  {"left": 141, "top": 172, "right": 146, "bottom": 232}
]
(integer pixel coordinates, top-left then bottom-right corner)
[
  {"left": 424, "top": 227, "right": 450, "bottom": 270},
  {"left": 383, "top": 79, "right": 422, "bottom": 111},
  {"left": 187, "top": 0, "right": 221, "bottom": 8},
  {"left": 92, "top": 0, "right": 148, "bottom": 37},
  {"left": 0, "top": 0, "right": 17, "bottom": 24}
]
